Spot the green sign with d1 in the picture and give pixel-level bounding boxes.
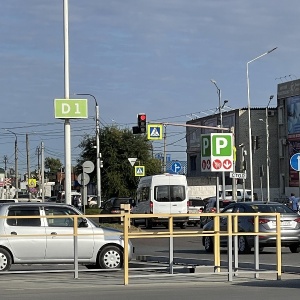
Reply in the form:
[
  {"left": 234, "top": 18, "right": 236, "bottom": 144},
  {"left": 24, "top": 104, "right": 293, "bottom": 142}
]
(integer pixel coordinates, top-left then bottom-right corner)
[
  {"left": 54, "top": 99, "right": 88, "bottom": 119},
  {"left": 201, "top": 133, "right": 233, "bottom": 172}
]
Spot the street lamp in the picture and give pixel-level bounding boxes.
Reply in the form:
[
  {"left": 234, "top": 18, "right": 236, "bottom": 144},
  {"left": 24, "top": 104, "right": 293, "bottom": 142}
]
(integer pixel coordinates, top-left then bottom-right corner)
[
  {"left": 210, "top": 79, "right": 228, "bottom": 212},
  {"left": 76, "top": 93, "right": 102, "bottom": 208},
  {"left": 5, "top": 129, "right": 18, "bottom": 198},
  {"left": 247, "top": 47, "right": 277, "bottom": 201},
  {"left": 259, "top": 95, "right": 274, "bottom": 202}
]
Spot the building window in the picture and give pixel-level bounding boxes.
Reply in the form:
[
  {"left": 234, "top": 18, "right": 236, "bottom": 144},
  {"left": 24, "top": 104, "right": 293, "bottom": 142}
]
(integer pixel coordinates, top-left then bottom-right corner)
[{"left": 190, "top": 155, "right": 197, "bottom": 171}]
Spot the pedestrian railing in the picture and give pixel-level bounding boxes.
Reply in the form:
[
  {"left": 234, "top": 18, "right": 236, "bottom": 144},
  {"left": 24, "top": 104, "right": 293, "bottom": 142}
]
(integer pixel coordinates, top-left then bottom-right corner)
[{"left": 0, "top": 212, "right": 282, "bottom": 285}]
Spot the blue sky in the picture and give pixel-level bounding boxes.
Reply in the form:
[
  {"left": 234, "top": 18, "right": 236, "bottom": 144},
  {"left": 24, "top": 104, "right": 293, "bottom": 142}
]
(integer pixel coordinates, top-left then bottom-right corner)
[{"left": 1, "top": 0, "right": 299, "bottom": 175}]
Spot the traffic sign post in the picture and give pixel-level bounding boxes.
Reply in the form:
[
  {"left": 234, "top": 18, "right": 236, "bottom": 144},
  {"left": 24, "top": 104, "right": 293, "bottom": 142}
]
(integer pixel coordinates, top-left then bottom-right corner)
[
  {"left": 201, "top": 133, "right": 234, "bottom": 172},
  {"left": 170, "top": 162, "right": 182, "bottom": 174},
  {"left": 135, "top": 166, "right": 145, "bottom": 176}
]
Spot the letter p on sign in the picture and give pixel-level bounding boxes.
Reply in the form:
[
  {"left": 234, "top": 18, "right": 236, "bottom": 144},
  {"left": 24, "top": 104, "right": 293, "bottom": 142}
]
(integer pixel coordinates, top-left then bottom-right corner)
[
  {"left": 212, "top": 134, "right": 232, "bottom": 156},
  {"left": 201, "top": 135, "right": 211, "bottom": 157}
]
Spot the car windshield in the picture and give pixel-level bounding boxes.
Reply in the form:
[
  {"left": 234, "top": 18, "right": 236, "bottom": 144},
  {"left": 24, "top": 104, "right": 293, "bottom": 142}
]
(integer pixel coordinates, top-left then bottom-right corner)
[
  {"left": 250, "top": 204, "right": 295, "bottom": 214},
  {"left": 220, "top": 200, "right": 236, "bottom": 208}
]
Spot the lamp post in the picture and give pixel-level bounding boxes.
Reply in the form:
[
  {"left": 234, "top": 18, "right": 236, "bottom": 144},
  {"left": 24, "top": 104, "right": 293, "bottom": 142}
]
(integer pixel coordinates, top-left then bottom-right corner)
[
  {"left": 76, "top": 93, "right": 102, "bottom": 208},
  {"left": 5, "top": 129, "right": 18, "bottom": 198},
  {"left": 259, "top": 95, "right": 274, "bottom": 202},
  {"left": 210, "top": 79, "right": 228, "bottom": 213},
  {"left": 247, "top": 47, "right": 277, "bottom": 202}
]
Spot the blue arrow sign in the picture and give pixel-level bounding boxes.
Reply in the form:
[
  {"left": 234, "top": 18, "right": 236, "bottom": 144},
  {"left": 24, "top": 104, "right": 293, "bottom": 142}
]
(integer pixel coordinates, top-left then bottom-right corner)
[
  {"left": 290, "top": 153, "right": 300, "bottom": 171},
  {"left": 171, "top": 162, "right": 182, "bottom": 173}
]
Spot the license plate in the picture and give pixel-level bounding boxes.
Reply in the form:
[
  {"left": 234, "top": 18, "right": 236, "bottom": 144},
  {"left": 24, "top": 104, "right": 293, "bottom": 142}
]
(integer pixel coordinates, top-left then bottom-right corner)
[
  {"left": 281, "top": 221, "right": 291, "bottom": 226},
  {"left": 271, "top": 221, "right": 291, "bottom": 227}
]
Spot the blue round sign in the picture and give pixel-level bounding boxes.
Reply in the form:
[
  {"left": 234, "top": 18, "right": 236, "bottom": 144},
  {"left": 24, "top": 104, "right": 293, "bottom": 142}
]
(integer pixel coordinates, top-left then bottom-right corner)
[
  {"left": 290, "top": 153, "right": 300, "bottom": 171},
  {"left": 171, "top": 162, "right": 182, "bottom": 173}
]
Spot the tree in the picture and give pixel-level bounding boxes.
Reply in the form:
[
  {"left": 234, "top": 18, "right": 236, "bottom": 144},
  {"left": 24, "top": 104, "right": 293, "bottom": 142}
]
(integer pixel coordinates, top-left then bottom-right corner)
[
  {"left": 77, "top": 126, "right": 161, "bottom": 199},
  {"left": 45, "top": 157, "right": 63, "bottom": 172}
]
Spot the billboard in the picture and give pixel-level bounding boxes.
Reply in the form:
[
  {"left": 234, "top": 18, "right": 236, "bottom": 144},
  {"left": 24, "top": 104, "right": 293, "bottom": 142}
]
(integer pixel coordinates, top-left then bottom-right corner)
[{"left": 280, "top": 80, "right": 300, "bottom": 186}]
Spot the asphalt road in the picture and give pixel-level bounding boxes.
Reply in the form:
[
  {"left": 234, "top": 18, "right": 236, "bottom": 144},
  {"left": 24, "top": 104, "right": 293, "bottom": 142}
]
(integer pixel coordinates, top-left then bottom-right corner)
[{"left": 1, "top": 224, "right": 300, "bottom": 299}]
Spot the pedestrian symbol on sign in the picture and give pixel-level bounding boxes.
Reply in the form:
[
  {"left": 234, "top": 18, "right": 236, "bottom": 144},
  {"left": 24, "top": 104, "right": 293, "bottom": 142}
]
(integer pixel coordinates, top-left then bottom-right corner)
[
  {"left": 147, "top": 124, "right": 163, "bottom": 140},
  {"left": 135, "top": 166, "right": 145, "bottom": 176}
]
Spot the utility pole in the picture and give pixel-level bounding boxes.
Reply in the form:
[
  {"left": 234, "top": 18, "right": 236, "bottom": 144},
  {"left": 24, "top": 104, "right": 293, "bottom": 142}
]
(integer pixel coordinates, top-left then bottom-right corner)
[
  {"left": 3, "top": 155, "right": 8, "bottom": 199},
  {"left": 41, "top": 142, "right": 45, "bottom": 201},
  {"left": 36, "top": 146, "right": 41, "bottom": 193},
  {"left": 5, "top": 129, "right": 18, "bottom": 198},
  {"left": 26, "top": 134, "right": 31, "bottom": 201},
  {"left": 75, "top": 93, "right": 102, "bottom": 208},
  {"left": 163, "top": 125, "right": 167, "bottom": 173}
]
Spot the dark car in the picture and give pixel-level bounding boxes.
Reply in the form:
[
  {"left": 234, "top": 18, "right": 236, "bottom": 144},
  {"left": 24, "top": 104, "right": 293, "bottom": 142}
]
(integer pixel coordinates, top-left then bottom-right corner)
[
  {"left": 99, "top": 197, "right": 135, "bottom": 223},
  {"left": 200, "top": 197, "right": 236, "bottom": 228},
  {"left": 202, "top": 201, "right": 300, "bottom": 254}
]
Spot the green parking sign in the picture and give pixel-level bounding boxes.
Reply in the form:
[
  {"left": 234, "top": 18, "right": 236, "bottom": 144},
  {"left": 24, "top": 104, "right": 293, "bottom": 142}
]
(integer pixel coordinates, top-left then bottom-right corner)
[
  {"left": 211, "top": 134, "right": 232, "bottom": 156},
  {"left": 201, "top": 133, "right": 233, "bottom": 172}
]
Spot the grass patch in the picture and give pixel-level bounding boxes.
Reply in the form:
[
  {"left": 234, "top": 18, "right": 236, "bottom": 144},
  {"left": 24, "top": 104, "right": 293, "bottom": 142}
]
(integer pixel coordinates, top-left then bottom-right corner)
[
  {"left": 85, "top": 208, "right": 101, "bottom": 215},
  {"left": 84, "top": 208, "right": 142, "bottom": 232}
]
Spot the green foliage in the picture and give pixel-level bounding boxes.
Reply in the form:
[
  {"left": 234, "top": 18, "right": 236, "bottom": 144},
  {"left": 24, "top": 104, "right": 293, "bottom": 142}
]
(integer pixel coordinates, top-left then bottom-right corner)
[
  {"left": 77, "top": 126, "right": 161, "bottom": 199},
  {"left": 45, "top": 157, "right": 63, "bottom": 172}
]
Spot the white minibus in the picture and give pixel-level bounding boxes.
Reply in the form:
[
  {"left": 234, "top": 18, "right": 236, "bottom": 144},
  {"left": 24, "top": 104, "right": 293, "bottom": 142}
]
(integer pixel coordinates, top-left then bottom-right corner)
[{"left": 132, "top": 173, "right": 189, "bottom": 229}]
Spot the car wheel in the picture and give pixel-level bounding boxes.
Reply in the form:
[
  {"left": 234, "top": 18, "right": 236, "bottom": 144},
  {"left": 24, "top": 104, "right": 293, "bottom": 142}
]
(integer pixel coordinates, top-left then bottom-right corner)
[
  {"left": 203, "top": 236, "right": 214, "bottom": 253},
  {"left": 238, "top": 236, "right": 251, "bottom": 254},
  {"left": 179, "top": 223, "right": 186, "bottom": 229},
  {"left": 98, "top": 246, "right": 123, "bottom": 269},
  {"left": 0, "top": 248, "right": 12, "bottom": 271},
  {"left": 289, "top": 244, "right": 300, "bottom": 253},
  {"left": 145, "top": 219, "right": 152, "bottom": 229}
]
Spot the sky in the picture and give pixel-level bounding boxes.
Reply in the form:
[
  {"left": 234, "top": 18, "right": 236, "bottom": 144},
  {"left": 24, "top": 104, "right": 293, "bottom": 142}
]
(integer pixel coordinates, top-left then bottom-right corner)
[{"left": 1, "top": 0, "right": 300, "bottom": 176}]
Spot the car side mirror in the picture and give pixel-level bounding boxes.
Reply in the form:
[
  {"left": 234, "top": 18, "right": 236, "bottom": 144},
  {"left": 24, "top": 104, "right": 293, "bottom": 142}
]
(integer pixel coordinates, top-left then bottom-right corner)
[{"left": 79, "top": 218, "right": 88, "bottom": 228}]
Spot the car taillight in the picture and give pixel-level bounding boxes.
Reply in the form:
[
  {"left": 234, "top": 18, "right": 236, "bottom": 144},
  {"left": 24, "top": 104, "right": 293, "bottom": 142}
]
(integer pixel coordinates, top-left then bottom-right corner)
[
  {"left": 294, "top": 218, "right": 300, "bottom": 223},
  {"left": 211, "top": 208, "right": 216, "bottom": 213},
  {"left": 249, "top": 218, "right": 270, "bottom": 224},
  {"left": 199, "top": 208, "right": 203, "bottom": 213},
  {"left": 111, "top": 209, "right": 121, "bottom": 214},
  {"left": 187, "top": 201, "right": 190, "bottom": 209},
  {"left": 150, "top": 201, "right": 153, "bottom": 213}
]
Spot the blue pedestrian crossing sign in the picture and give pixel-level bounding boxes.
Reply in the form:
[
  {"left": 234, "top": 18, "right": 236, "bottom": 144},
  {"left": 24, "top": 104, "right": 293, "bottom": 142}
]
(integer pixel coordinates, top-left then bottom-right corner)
[
  {"left": 290, "top": 153, "right": 300, "bottom": 171},
  {"left": 171, "top": 162, "right": 182, "bottom": 173},
  {"left": 147, "top": 124, "right": 163, "bottom": 140},
  {"left": 135, "top": 166, "right": 145, "bottom": 176}
]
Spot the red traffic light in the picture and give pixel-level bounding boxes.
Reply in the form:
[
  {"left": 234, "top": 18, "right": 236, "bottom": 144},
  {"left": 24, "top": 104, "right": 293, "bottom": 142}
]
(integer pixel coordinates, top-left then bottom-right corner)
[{"left": 138, "top": 113, "right": 146, "bottom": 121}]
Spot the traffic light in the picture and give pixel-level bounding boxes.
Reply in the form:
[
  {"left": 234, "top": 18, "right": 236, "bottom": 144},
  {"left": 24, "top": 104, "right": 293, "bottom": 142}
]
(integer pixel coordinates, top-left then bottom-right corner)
[{"left": 137, "top": 113, "right": 147, "bottom": 133}]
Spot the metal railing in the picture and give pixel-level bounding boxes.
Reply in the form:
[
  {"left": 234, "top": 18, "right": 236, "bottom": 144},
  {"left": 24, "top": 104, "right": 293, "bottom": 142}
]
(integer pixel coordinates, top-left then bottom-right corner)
[{"left": 0, "top": 212, "right": 282, "bottom": 285}]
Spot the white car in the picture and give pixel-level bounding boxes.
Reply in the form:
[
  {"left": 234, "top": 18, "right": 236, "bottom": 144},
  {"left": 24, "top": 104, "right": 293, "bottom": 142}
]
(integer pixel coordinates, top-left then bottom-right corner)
[{"left": 0, "top": 202, "right": 134, "bottom": 271}]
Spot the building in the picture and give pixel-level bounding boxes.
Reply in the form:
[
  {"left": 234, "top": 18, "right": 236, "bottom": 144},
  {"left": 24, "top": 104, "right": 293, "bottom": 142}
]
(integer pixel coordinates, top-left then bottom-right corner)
[
  {"left": 277, "top": 79, "right": 300, "bottom": 197},
  {"left": 186, "top": 107, "right": 280, "bottom": 200}
]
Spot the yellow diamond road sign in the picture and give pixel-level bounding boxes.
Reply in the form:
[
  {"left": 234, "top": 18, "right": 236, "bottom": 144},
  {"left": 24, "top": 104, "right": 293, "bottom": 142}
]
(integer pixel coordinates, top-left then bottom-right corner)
[
  {"left": 147, "top": 124, "right": 163, "bottom": 140},
  {"left": 135, "top": 166, "right": 145, "bottom": 176},
  {"left": 28, "top": 178, "right": 37, "bottom": 188}
]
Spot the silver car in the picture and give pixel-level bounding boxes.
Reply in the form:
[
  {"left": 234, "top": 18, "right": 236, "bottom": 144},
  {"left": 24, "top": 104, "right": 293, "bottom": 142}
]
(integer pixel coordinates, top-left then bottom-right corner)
[
  {"left": 202, "top": 201, "right": 300, "bottom": 254},
  {"left": 0, "top": 203, "right": 133, "bottom": 271}
]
